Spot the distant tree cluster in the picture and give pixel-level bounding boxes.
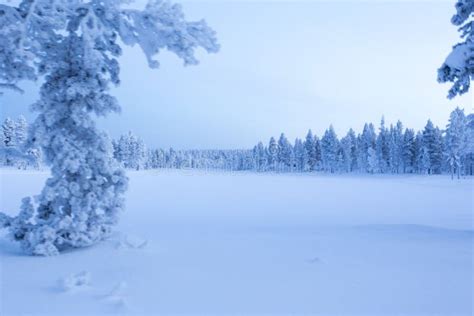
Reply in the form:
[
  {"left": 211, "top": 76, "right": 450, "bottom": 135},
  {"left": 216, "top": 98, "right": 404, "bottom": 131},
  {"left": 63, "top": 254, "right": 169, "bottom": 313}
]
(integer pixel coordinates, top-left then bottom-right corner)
[
  {"left": 0, "top": 116, "right": 41, "bottom": 169},
  {"left": 115, "top": 108, "right": 474, "bottom": 179},
  {"left": 113, "top": 134, "right": 253, "bottom": 172}
]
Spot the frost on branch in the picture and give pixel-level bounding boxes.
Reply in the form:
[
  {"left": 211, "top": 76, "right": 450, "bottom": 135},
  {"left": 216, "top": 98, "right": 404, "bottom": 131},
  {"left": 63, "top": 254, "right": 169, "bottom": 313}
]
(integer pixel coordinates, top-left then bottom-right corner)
[
  {"left": 0, "top": 0, "right": 219, "bottom": 256},
  {"left": 438, "top": 0, "right": 474, "bottom": 99}
]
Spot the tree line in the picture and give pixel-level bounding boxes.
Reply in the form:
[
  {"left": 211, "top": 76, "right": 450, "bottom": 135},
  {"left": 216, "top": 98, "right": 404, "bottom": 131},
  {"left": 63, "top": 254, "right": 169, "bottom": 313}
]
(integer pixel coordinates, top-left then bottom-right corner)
[{"left": 112, "top": 108, "right": 474, "bottom": 178}]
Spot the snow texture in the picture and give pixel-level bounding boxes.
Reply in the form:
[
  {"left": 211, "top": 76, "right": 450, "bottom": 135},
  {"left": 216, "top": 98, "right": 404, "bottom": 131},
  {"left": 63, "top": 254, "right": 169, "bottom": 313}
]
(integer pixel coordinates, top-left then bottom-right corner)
[{"left": 0, "top": 169, "right": 472, "bottom": 315}]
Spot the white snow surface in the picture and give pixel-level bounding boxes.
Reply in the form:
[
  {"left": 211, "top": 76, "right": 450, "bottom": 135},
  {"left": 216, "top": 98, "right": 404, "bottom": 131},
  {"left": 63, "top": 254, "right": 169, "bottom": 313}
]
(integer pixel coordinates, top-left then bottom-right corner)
[{"left": 0, "top": 169, "right": 473, "bottom": 315}]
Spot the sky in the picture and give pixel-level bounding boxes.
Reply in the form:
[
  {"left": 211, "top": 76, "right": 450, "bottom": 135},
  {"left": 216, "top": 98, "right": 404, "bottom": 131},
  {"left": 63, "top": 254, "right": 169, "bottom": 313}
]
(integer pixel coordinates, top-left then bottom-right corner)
[{"left": 0, "top": 0, "right": 472, "bottom": 149}]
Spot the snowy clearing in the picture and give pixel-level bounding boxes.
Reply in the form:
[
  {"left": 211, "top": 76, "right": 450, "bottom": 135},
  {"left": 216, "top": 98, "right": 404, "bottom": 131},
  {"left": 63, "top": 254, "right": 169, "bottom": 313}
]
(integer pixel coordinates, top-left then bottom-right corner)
[{"left": 0, "top": 169, "right": 473, "bottom": 315}]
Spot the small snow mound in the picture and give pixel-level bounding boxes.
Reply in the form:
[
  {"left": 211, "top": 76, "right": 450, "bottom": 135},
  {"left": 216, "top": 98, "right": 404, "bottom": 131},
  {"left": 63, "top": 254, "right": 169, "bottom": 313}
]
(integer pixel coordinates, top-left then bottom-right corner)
[
  {"left": 116, "top": 234, "right": 148, "bottom": 250},
  {"left": 108, "top": 281, "right": 127, "bottom": 297},
  {"left": 58, "top": 271, "right": 91, "bottom": 291},
  {"left": 104, "top": 281, "right": 129, "bottom": 309}
]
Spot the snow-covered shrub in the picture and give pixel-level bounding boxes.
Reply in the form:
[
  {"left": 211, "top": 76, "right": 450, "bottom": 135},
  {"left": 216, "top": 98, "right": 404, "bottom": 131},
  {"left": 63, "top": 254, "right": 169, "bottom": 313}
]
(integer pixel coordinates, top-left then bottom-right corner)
[{"left": 0, "top": 0, "right": 218, "bottom": 256}]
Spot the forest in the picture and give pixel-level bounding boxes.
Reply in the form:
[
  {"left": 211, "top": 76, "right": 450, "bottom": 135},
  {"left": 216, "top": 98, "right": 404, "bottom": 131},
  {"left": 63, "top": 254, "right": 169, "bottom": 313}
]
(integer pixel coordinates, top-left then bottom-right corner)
[{"left": 2, "top": 108, "right": 473, "bottom": 178}]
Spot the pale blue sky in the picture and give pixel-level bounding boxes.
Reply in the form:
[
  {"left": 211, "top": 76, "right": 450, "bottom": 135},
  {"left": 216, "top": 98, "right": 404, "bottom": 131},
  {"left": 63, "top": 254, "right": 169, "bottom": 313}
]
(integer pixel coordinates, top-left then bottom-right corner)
[{"left": 1, "top": 0, "right": 471, "bottom": 149}]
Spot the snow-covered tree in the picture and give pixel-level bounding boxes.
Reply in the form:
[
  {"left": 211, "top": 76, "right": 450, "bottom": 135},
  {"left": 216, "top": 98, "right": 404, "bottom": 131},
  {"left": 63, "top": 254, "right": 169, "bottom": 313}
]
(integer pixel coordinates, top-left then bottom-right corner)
[
  {"left": 413, "top": 131, "right": 425, "bottom": 173},
  {"left": 253, "top": 142, "right": 267, "bottom": 171},
  {"left": 304, "top": 130, "right": 316, "bottom": 171},
  {"left": 419, "top": 146, "right": 431, "bottom": 174},
  {"left": 1, "top": 117, "right": 18, "bottom": 166},
  {"left": 267, "top": 137, "right": 278, "bottom": 171},
  {"left": 464, "top": 113, "right": 474, "bottom": 175},
  {"left": 321, "top": 125, "right": 339, "bottom": 173},
  {"left": 367, "top": 147, "right": 378, "bottom": 174},
  {"left": 293, "top": 138, "right": 307, "bottom": 172},
  {"left": 438, "top": 0, "right": 474, "bottom": 99},
  {"left": 358, "top": 123, "right": 376, "bottom": 172},
  {"left": 2, "top": 117, "right": 16, "bottom": 148},
  {"left": 277, "top": 133, "right": 292, "bottom": 171},
  {"left": 15, "top": 115, "right": 28, "bottom": 146},
  {"left": 167, "top": 147, "right": 178, "bottom": 169},
  {"left": 402, "top": 128, "right": 416, "bottom": 173},
  {"left": 445, "top": 107, "right": 467, "bottom": 178},
  {"left": 376, "top": 117, "right": 390, "bottom": 173},
  {"left": 389, "top": 121, "right": 404, "bottom": 173},
  {"left": 313, "top": 135, "right": 322, "bottom": 171},
  {"left": 340, "top": 131, "right": 355, "bottom": 172},
  {"left": 422, "top": 120, "right": 444, "bottom": 174},
  {"left": 0, "top": 0, "right": 218, "bottom": 255}
]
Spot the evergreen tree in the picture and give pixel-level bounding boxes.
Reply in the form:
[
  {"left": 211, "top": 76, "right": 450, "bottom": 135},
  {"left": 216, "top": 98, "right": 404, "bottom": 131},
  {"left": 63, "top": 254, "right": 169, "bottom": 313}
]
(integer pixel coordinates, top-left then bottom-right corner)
[
  {"left": 277, "top": 133, "right": 292, "bottom": 171},
  {"left": 445, "top": 107, "right": 467, "bottom": 178},
  {"left": 419, "top": 146, "right": 431, "bottom": 174},
  {"left": 389, "top": 121, "right": 404, "bottom": 173},
  {"left": 422, "top": 120, "right": 444, "bottom": 174},
  {"left": 358, "top": 123, "right": 376, "bottom": 172},
  {"left": 413, "top": 131, "right": 424, "bottom": 173},
  {"left": 304, "top": 130, "right": 316, "bottom": 171},
  {"left": 294, "top": 138, "right": 307, "bottom": 172},
  {"left": 314, "top": 135, "right": 322, "bottom": 171},
  {"left": 402, "top": 128, "right": 416, "bottom": 173},
  {"left": 464, "top": 114, "right": 474, "bottom": 175},
  {"left": 321, "top": 125, "right": 339, "bottom": 173},
  {"left": 2, "top": 117, "right": 16, "bottom": 148},
  {"left": 15, "top": 116, "right": 28, "bottom": 147},
  {"left": 256, "top": 142, "right": 267, "bottom": 171},
  {"left": 367, "top": 147, "right": 378, "bottom": 174},
  {"left": 267, "top": 137, "right": 278, "bottom": 171},
  {"left": 376, "top": 116, "right": 390, "bottom": 173},
  {"left": 340, "top": 133, "right": 354, "bottom": 172},
  {"left": 0, "top": 0, "right": 218, "bottom": 256}
]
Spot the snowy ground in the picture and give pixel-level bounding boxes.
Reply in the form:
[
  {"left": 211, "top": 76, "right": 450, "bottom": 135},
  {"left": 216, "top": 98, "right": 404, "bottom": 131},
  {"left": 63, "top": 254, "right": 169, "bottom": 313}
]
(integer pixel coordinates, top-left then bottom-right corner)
[{"left": 0, "top": 169, "right": 472, "bottom": 315}]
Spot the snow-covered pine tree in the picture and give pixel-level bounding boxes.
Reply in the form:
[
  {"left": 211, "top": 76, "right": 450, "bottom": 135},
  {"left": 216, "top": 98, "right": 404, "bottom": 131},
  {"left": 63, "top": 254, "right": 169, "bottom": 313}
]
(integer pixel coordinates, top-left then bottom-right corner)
[
  {"left": 1, "top": 117, "right": 18, "bottom": 166},
  {"left": 256, "top": 142, "right": 267, "bottom": 172},
  {"left": 389, "top": 121, "right": 404, "bottom": 173},
  {"left": 277, "top": 133, "right": 292, "bottom": 172},
  {"left": 127, "top": 134, "right": 146, "bottom": 170},
  {"left": 346, "top": 128, "right": 358, "bottom": 172},
  {"left": 367, "top": 147, "right": 378, "bottom": 174},
  {"left": 464, "top": 113, "right": 474, "bottom": 175},
  {"left": 358, "top": 123, "right": 376, "bottom": 172},
  {"left": 438, "top": 0, "right": 474, "bottom": 99},
  {"left": 376, "top": 116, "right": 390, "bottom": 173},
  {"left": 0, "top": 0, "right": 218, "bottom": 256},
  {"left": 419, "top": 146, "right": 431, "bottom": 174},
  {"left": 314, "top": 135, "right": 322, "bottom": 171},
  {"left": 304, "top": 129, "right": 316, "bottom": 171},
  {"left": 267, "top": 137, "right": 278, "bottom": 171},
  {"left": 15, "top": 115, "right": 28, "bottom": 146},
  {"left": 321, "top": 125, "right": 339, "bottom": 173},
  {"left": 445, "top": 107, "right": 468, "bottom": 178},
  {"left": 294, "top": 138, "right": 307, "bottom": 172},
  {"left": 413, "top": 131, "right": 425, "bottom": 173},
  {"left": 167, "top": 147, "right": 178, "bottom": 169},
  {"left": 402, "top": 128, "right": 416, "bottom": 173},
  {"left": 340, "top": 133, "right": 353, "bottom": 173},
  {"left": 422, "top": 120, "right": 444, "bottom": 174},
  {"left": 2, "top": 117, "right": 16, "bottom": 148}
]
